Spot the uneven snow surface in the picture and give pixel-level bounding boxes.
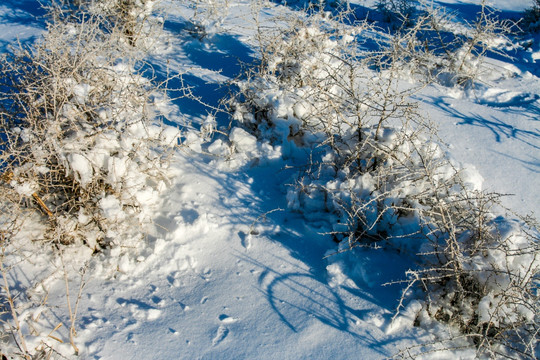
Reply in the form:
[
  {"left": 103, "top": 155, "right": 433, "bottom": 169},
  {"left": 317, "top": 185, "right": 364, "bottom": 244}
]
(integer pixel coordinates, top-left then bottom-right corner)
[
  {"left": 0, "top": 0, "right": 539, "bottom": 359},
  {"left": 74, "top": 154, "right": 425, "bottom": 359}
]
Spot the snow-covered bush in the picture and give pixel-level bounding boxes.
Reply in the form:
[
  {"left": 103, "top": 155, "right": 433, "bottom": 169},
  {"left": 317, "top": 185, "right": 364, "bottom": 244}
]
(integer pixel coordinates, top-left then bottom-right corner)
[
  {"left": 230, "top": 7, "right": 422, "bottom": 242},
  {"left": 376, "top": 0, "right": 416, "bottom": 28},
  {"left": 54, "top": 0, "right": 161, "bottom": 47},
  {"left": 176, "top": 0, "right": 231, "bottom": 39},
  {"left": 0, "top": 10, "right": 177, "bottom": 251},
  {"left": 230, "top": 6, "right": 539, "bottom": 358},
  {"left": 0, "top": 3, "right": 180, "bottom": 357},
  {"left": 395, "top": 193, "right": 539, "bottom": 358},
  {"left": 380, "top": 2, "right": 515, "bottom": 88},
  {"left": 232, "top": 11, "right": 403, "bottom": 156},
  {"left": 523, "top": 0, "right": 540, "bottom": 32}
]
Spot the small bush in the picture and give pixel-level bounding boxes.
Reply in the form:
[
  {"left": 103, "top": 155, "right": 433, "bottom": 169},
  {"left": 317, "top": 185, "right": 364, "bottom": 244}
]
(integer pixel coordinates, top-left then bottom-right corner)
[
  {"left": 0, "top": 9, "right": 176, "bottom": 251},
  {"left": 376, "top": 0, "right": 416, "bottom": 28},
  {"left": 378, "top": 2, "right": 515, "bottom": 88},
  {"left": 395, "top": 192, "right": 540, "bottom": 358},
  {"left": 52, "top": 0, "right": 161, "bottom": 47},
  {"left": 523, "top": 0, "right": 540, "bottom": 32},
  {"left": 0, "top": 2, "right": 181, "bottom": 357}
]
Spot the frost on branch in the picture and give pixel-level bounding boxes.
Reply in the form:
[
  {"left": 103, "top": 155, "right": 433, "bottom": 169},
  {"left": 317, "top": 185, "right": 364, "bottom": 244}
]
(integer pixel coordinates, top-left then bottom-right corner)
[{"left": 377, "top": 1, "right": 516, "bottom": 89}]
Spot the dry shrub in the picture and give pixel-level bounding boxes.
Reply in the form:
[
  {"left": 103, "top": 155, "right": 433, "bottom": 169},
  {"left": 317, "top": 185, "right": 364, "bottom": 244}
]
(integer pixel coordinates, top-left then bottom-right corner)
[
  {"left": 0, "top": 3, "right": 179, "bottom": 357},
  {"left": 379, "top": 1, "right": 516, "bottom": 88},
  {"left": 0, "top": 9, "right": 176, "bottom": 251},
  {"left": 523, "top": 0, "right": 540, "bottom": 33},
  {"left": 52, "top": 0, "right": 161, "bottom": 47},
  {"left": 391, "top": 169, "right": 540, "bottom": 358},
  {"left": 231, "top": 5, "right": 539, "bottom": 358}
]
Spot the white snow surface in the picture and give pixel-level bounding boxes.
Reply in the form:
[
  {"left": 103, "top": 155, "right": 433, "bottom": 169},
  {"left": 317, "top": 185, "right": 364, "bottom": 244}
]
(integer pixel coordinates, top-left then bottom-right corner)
[
  {"left": 0, "top": 0, "right": 539, "bottom": 359},
  {"left": 0, "top": 4, "right": 44, "bottom": 51},
  {"left": 71, "top": 154, "right": 426, "bottom": 359}
]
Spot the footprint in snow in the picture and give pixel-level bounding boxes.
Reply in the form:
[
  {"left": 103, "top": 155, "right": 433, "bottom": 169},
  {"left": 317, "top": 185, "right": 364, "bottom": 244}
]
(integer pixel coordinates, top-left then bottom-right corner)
[
  {"left": 167, "top": 272, "right": 182, "bottom": 287},
  {"left": 180, "top": 208, "right": 199, "bottom": 224}
]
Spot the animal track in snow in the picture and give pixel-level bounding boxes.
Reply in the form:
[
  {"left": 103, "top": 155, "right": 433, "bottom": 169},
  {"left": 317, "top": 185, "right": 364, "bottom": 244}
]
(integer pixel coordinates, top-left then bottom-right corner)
[
  {"left": 218, "top": 314, "right": 238, "bottom": 324},
  {"left": 200, "top": 267, "right": 212, "bottom": 280},
  {"left": 212, "top": 325, "right": 229, "bottom": 346},
  {"left": 238, "top": 231, "right": 251, "bottom": 249},
  {"left": 167, "top": 272, "right": 182, "bottom": 287},
  {"left": 211, "top": 314, "right": 237, "bottom": 346}
]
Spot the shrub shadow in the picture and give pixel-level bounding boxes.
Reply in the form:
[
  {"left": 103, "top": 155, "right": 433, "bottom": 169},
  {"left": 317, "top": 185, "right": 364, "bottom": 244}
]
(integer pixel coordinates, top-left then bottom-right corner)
[
  {"left": 145, "top": 18, "right": 256, "bottom": 126},
  {"left": 425, "top": 94, "right": 540, "bottom": 150}
]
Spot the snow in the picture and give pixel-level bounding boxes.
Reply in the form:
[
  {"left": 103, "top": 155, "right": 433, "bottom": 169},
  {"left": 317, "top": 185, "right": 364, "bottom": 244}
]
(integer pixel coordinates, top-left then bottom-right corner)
[
  {"left": 0, "top": 0, "right": 539, "bottom": 359},
  {"left": 69, "top": 153, "right": 94, "bottom": 187},
  {"left": 230, "top": 127, "right": 258, "bottom": 152},
  {"left": 0, "top": 4, "right": 44, "bottom": 51},
  {"left": 99, "top": 195, "right": 125, "bottom": 221}
]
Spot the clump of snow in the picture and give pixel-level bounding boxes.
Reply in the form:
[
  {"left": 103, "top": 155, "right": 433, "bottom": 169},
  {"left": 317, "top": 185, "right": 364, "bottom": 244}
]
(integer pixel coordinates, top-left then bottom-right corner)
[
  {"left": 68, "top": 153, "right": 93, "bottom": 187},
  {"left": 10, "top": 180, "right": 37, "bottom": 197},
  {"left": 99, "top": 195, "right": 125, "bottom": 221},
  {"left": 230, "top": 127, "right": 258, "bottom": 153}
]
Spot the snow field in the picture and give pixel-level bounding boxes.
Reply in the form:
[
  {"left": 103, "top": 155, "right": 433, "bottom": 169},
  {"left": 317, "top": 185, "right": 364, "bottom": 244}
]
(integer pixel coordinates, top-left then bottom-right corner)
[{"left": 0, "top": 0, "right": 539, "bottom": 359}]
